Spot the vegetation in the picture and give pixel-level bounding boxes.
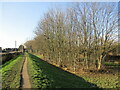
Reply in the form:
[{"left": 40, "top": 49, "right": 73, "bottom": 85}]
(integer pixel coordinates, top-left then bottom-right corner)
[
  {"left": 79, "top": 73, "right": 119, "bottom": 88},
  {"left": 27, "top": 53, "right": 99, "bottom": 88},
  {"left": 27, "top": 53, "right": 51, "bottom": 88},
  {"left": 25, "top": 2, "right": 118, "bottom": 71},
  {"left": 34, "top": 54, "right": 120, "bottom": 88},
  {"left": 1, "top": 2, "right": 119, "bottom": 89},
  {"left": 2, "top": 55, "right": 21, "bottom": 68},
  {"left": 1, "top": 55, "right": 24, "bottom": 88},
  {"left": 104, "top": 62, "right": 120, "bottom": 66},
  {"left": 1, "top": 53, "right": 119, "bottom": 89}
]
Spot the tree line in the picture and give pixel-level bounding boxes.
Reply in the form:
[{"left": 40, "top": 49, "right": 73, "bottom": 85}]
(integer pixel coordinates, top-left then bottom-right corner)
[{"left": 25, "top": 2, "right": 119, "bottom": 71}]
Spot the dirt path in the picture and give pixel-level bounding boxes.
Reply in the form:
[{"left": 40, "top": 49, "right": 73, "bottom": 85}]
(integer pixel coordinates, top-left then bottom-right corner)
[{"left": 21, "top": 56, "right": 31, "bottom": 88}]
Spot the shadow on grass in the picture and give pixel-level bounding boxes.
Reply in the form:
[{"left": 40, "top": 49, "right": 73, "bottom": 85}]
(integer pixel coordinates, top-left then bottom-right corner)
[
  {"left": 1, "top": 55, "right": 23, "bottom": 68},
  {"left": 29, "top": 53, "right": 102, "bottom": 89}
]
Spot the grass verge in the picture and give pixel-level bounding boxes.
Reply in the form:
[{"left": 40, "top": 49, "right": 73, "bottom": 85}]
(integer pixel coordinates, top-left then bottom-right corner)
[
  {"left": 30, "top": 53, "right": 119, "bottom": 88},
  {"left": 27, "top": 53, "right": 99, "bottom": 88},
  {"left": 1, "top": 55, "right": 24, "bottom": 88},
  {"left": 78, "top": 73, "right": 119, "bottom": 88},
  {"left": 27, "top": 53, "right": 52, "bottom": 89}
]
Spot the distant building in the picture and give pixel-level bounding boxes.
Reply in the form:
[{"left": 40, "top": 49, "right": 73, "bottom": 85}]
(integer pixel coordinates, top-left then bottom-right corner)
[{"left": 19, "top": 45, "right": 26, "bottom": 53}]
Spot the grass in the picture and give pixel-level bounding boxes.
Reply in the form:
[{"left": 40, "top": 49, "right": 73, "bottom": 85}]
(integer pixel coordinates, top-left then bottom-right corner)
[
  {"left": 27, "top": 53, "right": 51, "bottom": 88},
  {"left": 104, "top": 62, "right": 120, "bottom": 66},
  {"left": 78, "top": 73, "right": 119, "bottom": 88},
  {"left": 30, "top": 53, "right": 119, "bottom": 88},
  {"left": 27, "top": 53, "right": 100, "bottom": 88},
  {"left": 1, "top": 55, "right": 20, "bottom": 68},
  {"left": 2, "top": 53, "right": 118, "bottom": 88},
  {"left": 1, "top": 55, "right": 24, "bottom": 88}
]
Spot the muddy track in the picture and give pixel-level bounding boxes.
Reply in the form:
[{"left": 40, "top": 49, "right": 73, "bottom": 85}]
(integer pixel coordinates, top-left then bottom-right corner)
[{"left": 20, "top": 55, "right": 31, "bottom": 89}]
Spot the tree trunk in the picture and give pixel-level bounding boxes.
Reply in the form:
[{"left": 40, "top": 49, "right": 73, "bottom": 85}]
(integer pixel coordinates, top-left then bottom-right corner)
[{"left": 97, "top": 55, "right": 103, "bottom": 70}]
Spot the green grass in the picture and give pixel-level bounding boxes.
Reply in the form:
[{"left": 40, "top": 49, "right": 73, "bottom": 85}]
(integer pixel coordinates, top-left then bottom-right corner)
[
  {"left": 27, "top": 53, "right": 51, "bottom": 88},
  {"left": 104, "top": 62, "right": 120, "bottom": 66},
  {"left": 27, "top": 53, "right": 99, "bottom": 88},
  {"left": 1, "top": 55, "right": 21, "bottom": 68},
  {"left": 79, "top": 73, "right": 119, "bottom": 88},
  {"left": 1, "top": 55, "right": 24, "bottom": 88}
]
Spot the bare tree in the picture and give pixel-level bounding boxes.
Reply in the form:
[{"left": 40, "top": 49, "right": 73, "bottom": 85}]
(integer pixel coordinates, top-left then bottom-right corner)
[{"left": 25, "top": 2, "right": 118, "bottom": 70}]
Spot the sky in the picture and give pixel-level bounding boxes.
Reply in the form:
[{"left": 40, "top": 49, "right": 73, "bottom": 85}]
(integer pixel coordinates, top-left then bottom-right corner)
[
  {"left": 0, "top": 2, "right": 73, "bottom": 49},
  {"left": 0, "top": 1, "right": 119, "bottom": 49}
]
